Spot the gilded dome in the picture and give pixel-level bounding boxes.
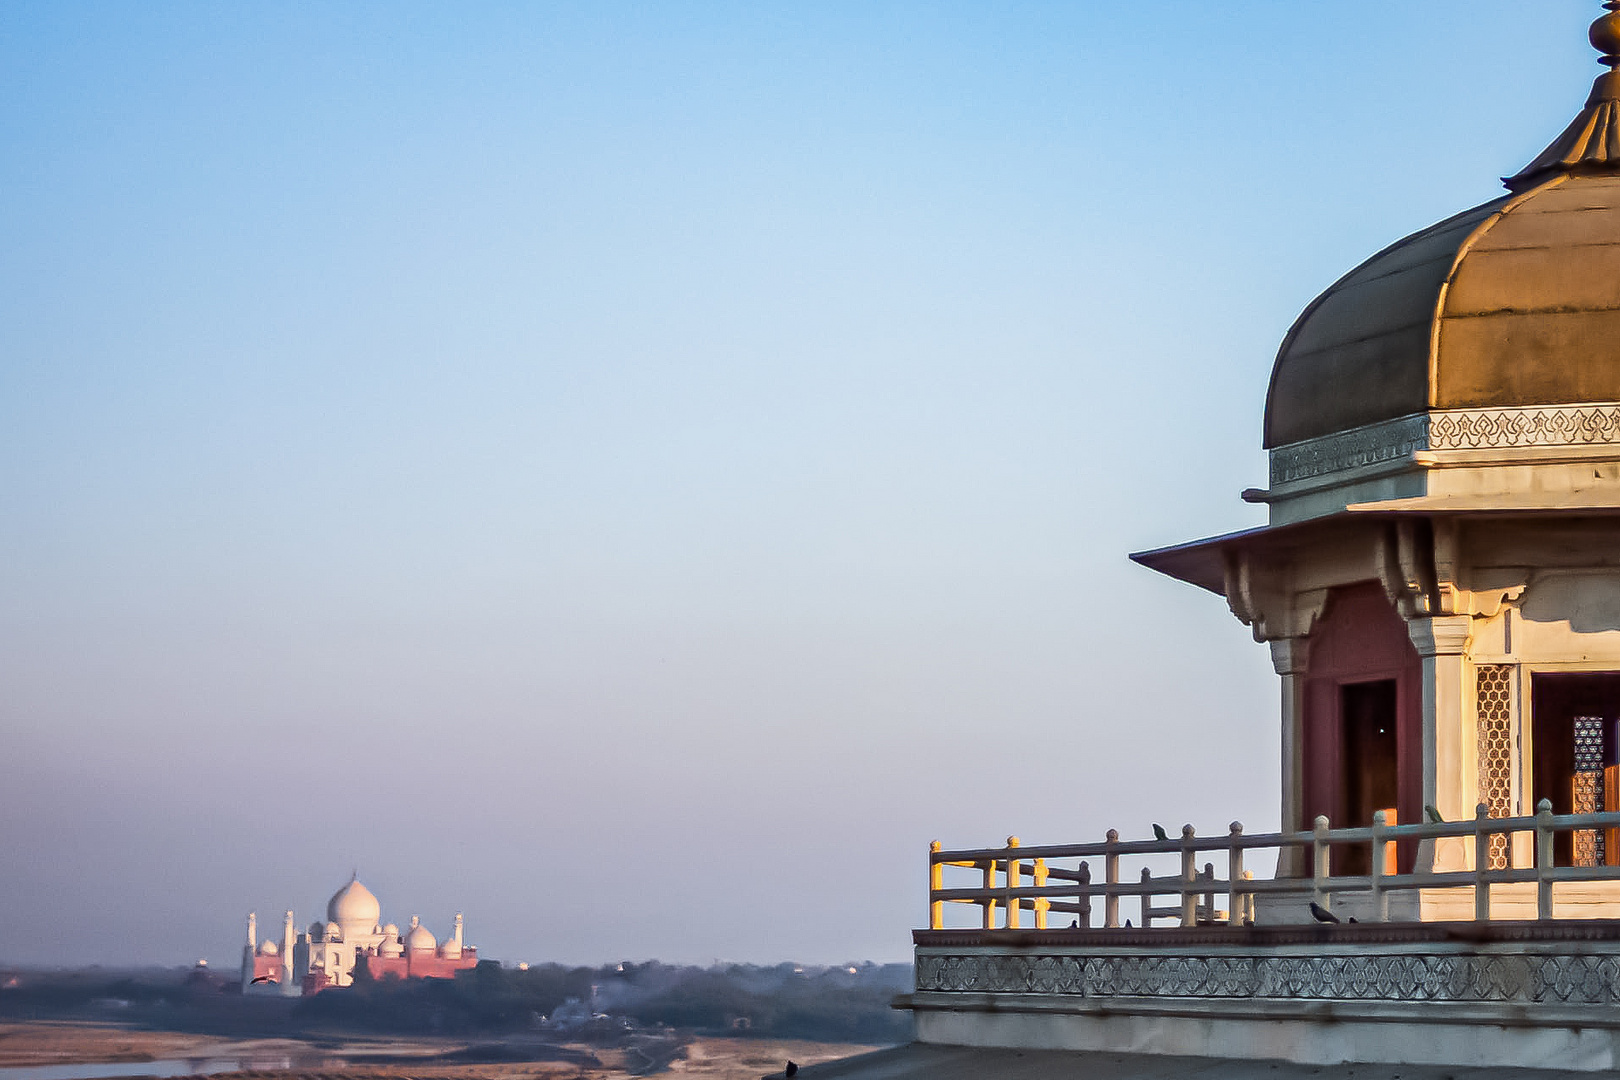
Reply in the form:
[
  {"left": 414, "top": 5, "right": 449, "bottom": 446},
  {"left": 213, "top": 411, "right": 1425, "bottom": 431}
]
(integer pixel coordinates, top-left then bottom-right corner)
[
  {"left": 1265, "top": 15, "right": 1620, "bottom": 450},
  {"left": 1265, "top": 176, "right": 1620, "bottom": 447}
]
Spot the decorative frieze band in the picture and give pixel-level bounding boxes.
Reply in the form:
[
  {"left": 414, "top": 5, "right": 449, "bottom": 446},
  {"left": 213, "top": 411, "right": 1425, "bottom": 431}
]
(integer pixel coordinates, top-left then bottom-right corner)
[
  {"left": 1268, "top": 403, "right": 1620, "bottom": 486},
  {"left": 914, "top": 951, "right": 1620, "bottom": 1006},
  {"left": 1269, "top": 414, "right": 1427, "bottom": 486},
  {"left": 1428, "top": 403, "right": 1620, "bottom": 450}
]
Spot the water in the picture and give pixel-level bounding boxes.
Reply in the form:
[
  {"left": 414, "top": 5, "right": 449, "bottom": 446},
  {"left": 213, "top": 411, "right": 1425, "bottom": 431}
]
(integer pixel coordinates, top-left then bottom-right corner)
[{"left": 0, "top": 1056, "right": 321, "bottom": 1080}]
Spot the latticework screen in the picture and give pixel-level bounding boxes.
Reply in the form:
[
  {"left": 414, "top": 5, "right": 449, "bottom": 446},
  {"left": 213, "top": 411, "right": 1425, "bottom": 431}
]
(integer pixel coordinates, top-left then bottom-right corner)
[{"left": 1476, "top": 665, "right": 1515, "bottom": 870}]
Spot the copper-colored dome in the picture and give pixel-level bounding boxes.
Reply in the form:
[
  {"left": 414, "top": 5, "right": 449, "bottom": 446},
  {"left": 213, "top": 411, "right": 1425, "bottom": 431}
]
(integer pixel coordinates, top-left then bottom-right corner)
[
  {"left": 1264, "top": 8, "right": 1620, "bottom": 450},
  {"left": 1264, "top": 174, "right": 1620, "bottom": 448}
]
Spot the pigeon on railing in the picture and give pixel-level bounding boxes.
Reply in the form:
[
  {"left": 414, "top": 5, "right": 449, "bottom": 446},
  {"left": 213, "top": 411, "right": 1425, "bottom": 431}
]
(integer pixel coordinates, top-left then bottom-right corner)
[
  {"left": 1152, "top": 824, "right": 1169, "bottom": 842},
  {"left": 1424, "top": 804, "right": 1445, "bottom": 824},
  {"left": 1309, "top": 901, "right": 1340, "bottom": 924}
]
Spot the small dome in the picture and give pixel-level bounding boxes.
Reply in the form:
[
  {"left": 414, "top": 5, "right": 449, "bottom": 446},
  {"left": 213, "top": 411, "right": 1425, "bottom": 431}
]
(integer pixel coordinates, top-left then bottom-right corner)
[
  {"left": 257, "top": 940, "right": 279, "bottom": 956},
  {"left": 406, "top": 919, "right": 436, "bottom": 951},
  {"left": 382, "top": 923, "right": 399, "bottom": 935},
  {"left": 439, "top": 939, "right": 462, "bottom": 959},
  {"left": 327, "top": 876, "right": 381, "bottom": 929}
]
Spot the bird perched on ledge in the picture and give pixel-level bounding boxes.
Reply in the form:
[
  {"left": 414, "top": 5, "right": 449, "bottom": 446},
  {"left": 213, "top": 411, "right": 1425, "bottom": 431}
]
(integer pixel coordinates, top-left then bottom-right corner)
[
  {"left": 1309, "top": 901, "right": 1340, "bottom": 924},
  {"left": 1152, "top": 823, "right": 1169, "bottom": 842},
  {"left": 1425, "top": 804, "right": 1445, "bottom": 824}
]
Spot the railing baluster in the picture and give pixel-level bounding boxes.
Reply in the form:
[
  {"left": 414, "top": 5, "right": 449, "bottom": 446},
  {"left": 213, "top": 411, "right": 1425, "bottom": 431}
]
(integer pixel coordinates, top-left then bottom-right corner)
[
  {"left": 1312, "top": 816, "right": 1331, "bottom": 911},
  {"left": 1536, "top": 799, "right": 1555, "bottom": 920},
  {"left": 1474, "top": 802, "right": 1491, "bottom": 922},
  {"left": 1370, "top": 811, "right": 1388, "bottom": 923},
  {"left": 1140, "top": 867, "right": 1153, "bottom": 929},
  {"left": 1005, "top": 836, "right": 1021, "bottom": 930},
  {"left": 1227, "top": 822, "right": 1245, "bottom": 927},
  {"left": 929, "top": 840, "right": 943, "bottom": 930},
  {"left": 1077, "top": 861, "right": 1092, "bottom": 928},
  {"left": 1179, "top": 825, "right": 1198, "bottom": 926},
  {"left": 1104, "top": 829, "right": 1120, "bottom": 929}
]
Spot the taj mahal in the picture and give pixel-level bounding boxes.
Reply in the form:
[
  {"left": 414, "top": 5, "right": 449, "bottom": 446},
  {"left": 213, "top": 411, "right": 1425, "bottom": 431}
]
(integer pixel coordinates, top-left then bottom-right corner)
[{"left": 241, "top": 875, "right": 477, "bottom": 995}]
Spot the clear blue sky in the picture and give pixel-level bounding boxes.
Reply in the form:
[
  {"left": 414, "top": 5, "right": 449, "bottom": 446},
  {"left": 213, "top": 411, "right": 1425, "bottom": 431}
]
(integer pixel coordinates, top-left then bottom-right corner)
[{"left": 0, "top": 1, "right": 1600, "bottom": 967}]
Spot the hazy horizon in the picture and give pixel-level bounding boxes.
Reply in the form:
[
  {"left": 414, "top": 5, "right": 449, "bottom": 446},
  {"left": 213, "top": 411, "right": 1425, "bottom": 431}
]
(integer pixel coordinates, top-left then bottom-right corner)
[{"left": 0, "top": 0, "right": 1600, "bottom": 969}]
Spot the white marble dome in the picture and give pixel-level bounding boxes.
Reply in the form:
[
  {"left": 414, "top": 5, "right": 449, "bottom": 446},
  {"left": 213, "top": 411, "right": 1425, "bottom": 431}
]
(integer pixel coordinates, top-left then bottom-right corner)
[
  {"left": 406, "top": 919, "right": 436, "bottom": 951},
  {"left": 326, "top": 876, "right": 381, "bottom": 929}
]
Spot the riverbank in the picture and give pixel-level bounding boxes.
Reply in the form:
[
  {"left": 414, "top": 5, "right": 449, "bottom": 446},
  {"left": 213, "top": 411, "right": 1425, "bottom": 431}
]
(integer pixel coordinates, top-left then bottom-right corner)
[{"left": 0, "top": 1023, "right": 876, "bottom": 1080}]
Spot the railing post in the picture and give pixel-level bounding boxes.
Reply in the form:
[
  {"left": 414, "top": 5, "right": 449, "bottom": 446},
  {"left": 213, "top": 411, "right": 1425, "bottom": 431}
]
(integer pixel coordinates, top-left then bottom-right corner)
[
  {"left": 1179, "top": 825, "right": 1198, "bottom": 926},
  {"left": 1077, "top": 861, "right": 1092, "bottom": 928},
  {"left": 1033, "top": 857, "right": 1049, "bottom": 930},
  {"left": 1242, "top": 870, "right": 1255, "bottom": 924},
  {"left": 1312, "top": 815, "right": 1331, "bottom": 910},
  {"left": 1369, "top": 811, "right": 1388, "bottom": 923},
  {"left": 1005, "top": 836, "right": 1021, "bottom": 930},
  {"left": 1104, "top": 829, "right": 1120, "bottom": 929},
  {"left": 1202, "top": 862, "right": 1215, "bottom": 924},
  {"left": 981, "top": 858, "right": 996, "bottom": 930},
  {"left": 929, "top": 840, "right": 943, "bottom": 930},
  {"left": 1227, "top": 822, "right": 1246, "bottom": 927},
  {"left": 1474, "top": 802, "right": 1491, "bottom": 922},
  {"left": 1140, "top": 867, "right": 1153, "bottom": 929},
  {"left": 1536, "top": 798, "right": 1555, "bottom": 921}
]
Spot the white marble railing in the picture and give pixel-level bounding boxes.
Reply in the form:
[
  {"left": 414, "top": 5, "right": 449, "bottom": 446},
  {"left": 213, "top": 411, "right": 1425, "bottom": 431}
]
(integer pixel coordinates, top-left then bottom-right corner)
[{"left": 928, "top": 800, "right": 1620, "bottom": 930}]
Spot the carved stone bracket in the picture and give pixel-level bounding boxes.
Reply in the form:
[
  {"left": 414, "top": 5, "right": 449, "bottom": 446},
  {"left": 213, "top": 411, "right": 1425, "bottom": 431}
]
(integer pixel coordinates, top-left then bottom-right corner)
[{"left": 1224, "top": 550, "right": 1327, "bottom": 644}]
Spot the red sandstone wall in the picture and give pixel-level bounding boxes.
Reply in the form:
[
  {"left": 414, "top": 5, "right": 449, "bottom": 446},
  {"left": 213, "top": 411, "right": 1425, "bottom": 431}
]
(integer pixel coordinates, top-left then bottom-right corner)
[{"left": 1301, "top": 581, "right": 1422, "bottom": 871}]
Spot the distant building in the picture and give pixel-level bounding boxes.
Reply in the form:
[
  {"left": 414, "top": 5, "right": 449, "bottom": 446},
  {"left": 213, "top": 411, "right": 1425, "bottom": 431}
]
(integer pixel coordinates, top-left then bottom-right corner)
[{"left": 241, "top": 875, "right": 477, "bottom": 995}]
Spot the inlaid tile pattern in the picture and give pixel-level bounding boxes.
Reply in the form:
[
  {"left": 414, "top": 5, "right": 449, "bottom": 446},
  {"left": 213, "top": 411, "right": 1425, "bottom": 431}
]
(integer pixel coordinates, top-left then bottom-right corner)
[
  {"left": 1574, "top": 717, "right": 1606, "bottom": 867},
  {"left": 914, "top": 952, "right": 1620, "bottom": 1005}
]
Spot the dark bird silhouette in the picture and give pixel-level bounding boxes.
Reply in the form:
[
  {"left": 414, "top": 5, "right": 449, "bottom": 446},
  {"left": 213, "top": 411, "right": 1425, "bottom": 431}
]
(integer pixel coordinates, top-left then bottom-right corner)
[
  {"left": 1124, "top": 919, "right": 1132, "bottom": 928},
  {"left": 1309, "top": 901, "right": 1340, "bottom": 924},
  {"left": 1424, "top": 804, "right": 1445, "bottom": 824},
  {"left": 1152, "top": 823, "right": 1169, "bottom": 842},
  {"left": 1069, "top": 918, "right": 1079, "bottom": 929},
  {"left": 1348, "top": 917, "right": 1359, "bottom": 924},
  {"left": 786, "top": 1063, "right": 799, "bottom": 1077}
]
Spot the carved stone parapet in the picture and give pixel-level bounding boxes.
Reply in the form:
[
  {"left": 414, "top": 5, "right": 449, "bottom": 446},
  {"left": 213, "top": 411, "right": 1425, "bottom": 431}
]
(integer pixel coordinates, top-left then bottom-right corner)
[{"left": 914, "top": 936, "right": 1620, "bottom": 1009}]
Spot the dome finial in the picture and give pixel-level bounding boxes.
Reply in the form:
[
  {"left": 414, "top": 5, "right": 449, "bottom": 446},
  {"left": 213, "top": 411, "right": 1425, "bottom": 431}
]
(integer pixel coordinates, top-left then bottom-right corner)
[
  {"left": 1504, "top": 2, "right": 1620, "bottom": 190},
  {"left": 1594, "top": 1, "right": 1620, "bottom": 70}
]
